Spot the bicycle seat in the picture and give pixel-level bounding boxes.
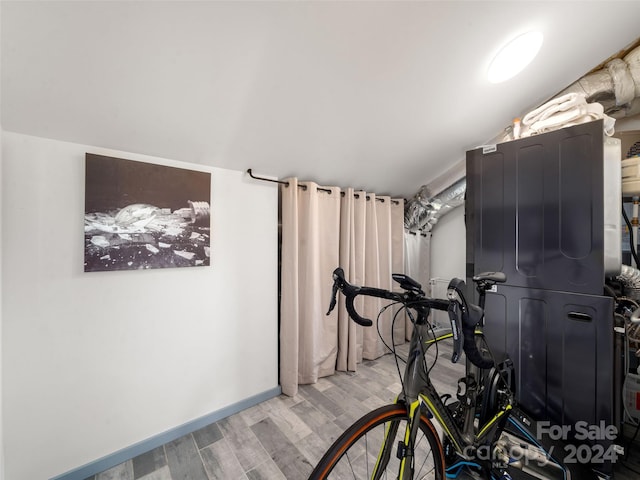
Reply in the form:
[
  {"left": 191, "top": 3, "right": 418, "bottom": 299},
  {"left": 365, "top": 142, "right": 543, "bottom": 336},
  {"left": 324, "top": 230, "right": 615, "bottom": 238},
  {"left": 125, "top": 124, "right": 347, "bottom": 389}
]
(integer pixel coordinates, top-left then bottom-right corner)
[{"left": 472, "top": 271, "right": 506, "bottom": 284}]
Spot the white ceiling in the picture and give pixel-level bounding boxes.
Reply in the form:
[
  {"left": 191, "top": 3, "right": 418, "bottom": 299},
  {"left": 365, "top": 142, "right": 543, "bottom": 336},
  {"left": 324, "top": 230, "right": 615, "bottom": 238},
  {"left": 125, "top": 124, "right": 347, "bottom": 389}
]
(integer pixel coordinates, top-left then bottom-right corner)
[{"left": 2, "top": 1, "right": 640, "bottom": 198}]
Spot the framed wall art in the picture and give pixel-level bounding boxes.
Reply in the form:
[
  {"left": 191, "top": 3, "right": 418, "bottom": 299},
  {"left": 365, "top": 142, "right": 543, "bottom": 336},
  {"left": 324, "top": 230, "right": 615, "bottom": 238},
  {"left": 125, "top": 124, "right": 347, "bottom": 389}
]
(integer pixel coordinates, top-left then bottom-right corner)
[{"left": 84, "top": 153, "right": 211, "bottom": 272}]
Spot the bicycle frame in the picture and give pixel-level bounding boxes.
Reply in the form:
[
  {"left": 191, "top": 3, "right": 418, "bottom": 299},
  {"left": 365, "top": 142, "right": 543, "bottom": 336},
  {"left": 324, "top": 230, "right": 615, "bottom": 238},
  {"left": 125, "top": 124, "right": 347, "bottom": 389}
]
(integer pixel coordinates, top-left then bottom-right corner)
[
  {"left": 394, "top": 321, "right": 512, "bottom": 472},
  {"left": 319, "top": 268, "right": 596, "bottom": 480},
  {"left": 387, "top": 325, "right": 580, "bottom": 480}
]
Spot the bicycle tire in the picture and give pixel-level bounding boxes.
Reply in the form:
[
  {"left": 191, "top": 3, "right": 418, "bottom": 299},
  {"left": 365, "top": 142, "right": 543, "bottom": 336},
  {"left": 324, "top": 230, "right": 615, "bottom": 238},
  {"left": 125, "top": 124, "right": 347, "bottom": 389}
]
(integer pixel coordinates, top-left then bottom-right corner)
[{"left": 309, "top": 403, "right": 445, "bottom": 480}]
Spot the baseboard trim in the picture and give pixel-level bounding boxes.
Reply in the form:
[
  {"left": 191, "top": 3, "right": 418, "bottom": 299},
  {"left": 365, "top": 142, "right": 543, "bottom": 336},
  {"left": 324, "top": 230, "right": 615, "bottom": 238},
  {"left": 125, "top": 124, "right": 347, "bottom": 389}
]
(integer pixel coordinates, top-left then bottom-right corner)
[{"left": 50, "top": 386, "right": 282, "bottom": 480}]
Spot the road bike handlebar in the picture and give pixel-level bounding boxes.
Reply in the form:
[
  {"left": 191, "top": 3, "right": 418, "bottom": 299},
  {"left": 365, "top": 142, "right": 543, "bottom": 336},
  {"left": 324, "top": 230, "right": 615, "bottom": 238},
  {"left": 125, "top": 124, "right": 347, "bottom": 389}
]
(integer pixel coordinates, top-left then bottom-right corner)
[
  {"left": 327, "top": 268, "right": 403, "bottom": 327},
  {"left": 327, "top": 267, "right": 493, "bottom": 369}
]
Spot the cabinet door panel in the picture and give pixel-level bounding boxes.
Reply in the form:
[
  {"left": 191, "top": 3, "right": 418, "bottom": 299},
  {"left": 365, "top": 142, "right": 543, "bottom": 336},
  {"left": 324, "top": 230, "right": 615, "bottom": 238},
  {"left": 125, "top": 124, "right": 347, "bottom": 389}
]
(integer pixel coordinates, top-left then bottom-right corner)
[
  {"left": 483, "top": 285, "right": 613, "bottom": 432},
  {"left": 466, "top": 120, "right": 605, "bottom": 294},
  {"left": 515, "top": 144, "right": 545, "bottom": 280}
]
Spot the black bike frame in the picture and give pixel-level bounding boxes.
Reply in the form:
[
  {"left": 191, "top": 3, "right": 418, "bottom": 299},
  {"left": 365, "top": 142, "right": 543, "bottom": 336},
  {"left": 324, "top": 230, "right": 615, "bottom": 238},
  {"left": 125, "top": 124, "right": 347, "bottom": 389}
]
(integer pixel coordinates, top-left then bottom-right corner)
[{"left": 398, "top": 319, "right": 513, "bottom": 460}]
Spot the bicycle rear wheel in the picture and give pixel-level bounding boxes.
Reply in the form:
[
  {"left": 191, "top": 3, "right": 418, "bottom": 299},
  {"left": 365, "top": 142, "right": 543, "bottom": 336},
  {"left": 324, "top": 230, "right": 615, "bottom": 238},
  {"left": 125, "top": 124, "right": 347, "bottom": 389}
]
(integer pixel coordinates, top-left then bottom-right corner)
[{"left": 309, "top": 403, "right": 445, "bottom": 480}]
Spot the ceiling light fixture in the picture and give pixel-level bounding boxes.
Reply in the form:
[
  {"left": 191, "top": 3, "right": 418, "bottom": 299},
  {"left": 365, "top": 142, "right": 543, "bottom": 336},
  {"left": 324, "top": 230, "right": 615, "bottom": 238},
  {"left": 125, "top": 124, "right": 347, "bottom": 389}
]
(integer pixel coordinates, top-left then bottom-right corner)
[{"left": 487, "top": 31, "right": 544, "bottom": 84}]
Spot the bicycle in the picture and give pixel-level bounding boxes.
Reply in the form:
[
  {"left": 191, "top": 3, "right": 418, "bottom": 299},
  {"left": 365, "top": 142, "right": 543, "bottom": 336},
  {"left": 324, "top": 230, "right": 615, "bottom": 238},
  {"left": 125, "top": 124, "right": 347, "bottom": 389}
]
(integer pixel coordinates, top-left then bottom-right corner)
[{"left": 308, "top": 268, "right": 605, "bottom": 479}]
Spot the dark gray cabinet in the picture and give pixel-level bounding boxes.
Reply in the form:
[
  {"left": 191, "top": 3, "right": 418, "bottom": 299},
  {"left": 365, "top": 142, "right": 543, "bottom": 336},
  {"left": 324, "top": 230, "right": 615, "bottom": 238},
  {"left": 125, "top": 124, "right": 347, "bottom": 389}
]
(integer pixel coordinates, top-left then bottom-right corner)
[
  {"left": 466, "top": 120, "right": 618, "bottom": 474},
  {"left": 466, "top": 120, "right": 607, "bottom": 295},
  {"left": 482, "top": 285, "right": 614, "bottom": 428}
]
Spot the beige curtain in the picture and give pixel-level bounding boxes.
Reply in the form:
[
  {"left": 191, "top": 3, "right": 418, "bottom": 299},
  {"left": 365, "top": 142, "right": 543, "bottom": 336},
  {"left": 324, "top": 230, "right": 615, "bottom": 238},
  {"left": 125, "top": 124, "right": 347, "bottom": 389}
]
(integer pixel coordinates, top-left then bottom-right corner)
[
  {"left": 362, "top": 194, "right": 395, "bottom": 359},
  {"left": 280, "top": 179, "right": 341, "bottom": 396},
  {"left": 390, "top": 198, "right": 406, "bottom": 345},
  {"left": 403, "top": 231, "right": 431, "bottom": 340},
  {"left": 280, "top": 179, "right": 405, "bottom": 396},
  {"left": 336, "top": 188, "right": 365, "bottom": 372}
]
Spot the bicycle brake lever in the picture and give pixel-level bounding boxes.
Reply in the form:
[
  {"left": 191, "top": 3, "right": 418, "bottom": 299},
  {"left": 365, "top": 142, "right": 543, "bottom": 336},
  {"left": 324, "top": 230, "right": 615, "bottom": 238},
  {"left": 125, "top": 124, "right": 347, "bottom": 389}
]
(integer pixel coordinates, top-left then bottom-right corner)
[
  {"left": 448, "top": 302, "right": 463, "bottom": 363},
  {"left": 327, "top": 268, "right": 346, "bottom": 315},
  {"left": 327, "top": 282, "right": 339, "bottom": 315},
  {"left": 326, "top": 268, "right": 373, "bottom": 326}
]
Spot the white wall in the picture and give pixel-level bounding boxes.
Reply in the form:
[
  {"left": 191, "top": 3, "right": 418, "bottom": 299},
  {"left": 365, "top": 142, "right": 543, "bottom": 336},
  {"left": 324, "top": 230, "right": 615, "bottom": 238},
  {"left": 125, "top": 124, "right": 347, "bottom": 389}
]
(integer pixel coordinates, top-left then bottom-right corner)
[
  {"left": 0, "top": 134, "right": 4, "bottom": 480},
  {"left": 429, "top": 205, "right": 466, "bottom": 282},
  {"left": 0, "top": 3, "right": 5, "bottom": 475},
  {"left": 616, "top": 116, "right": 640, "bottom": 132},
  {"left": 0, "top": 88, "right": 4, "bottom": 480},
  {"left": 0, "top": 132, "right": 4, "bottom": 480},
  {"left": 1, "top": 132, "right": 278, "bottom": 480}
]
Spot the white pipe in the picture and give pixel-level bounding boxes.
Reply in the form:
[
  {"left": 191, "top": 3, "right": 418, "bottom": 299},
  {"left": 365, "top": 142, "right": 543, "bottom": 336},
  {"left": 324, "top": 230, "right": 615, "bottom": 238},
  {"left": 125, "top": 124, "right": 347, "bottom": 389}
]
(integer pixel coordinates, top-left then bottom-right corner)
[
  {"left": 618, "top": 265, "right": 640, "bottom": 299},
  {"left": 406, "top": 43, "right": 640, "bottom": 229},
  {"left": 559, "top": 44, "right": 640, "bottom": 118},
  {"left": 493, "top": 43, "right": 640, "bottom": 143},
  {"left": 404, "top": 178, "right": 466, "bottom": 232}
]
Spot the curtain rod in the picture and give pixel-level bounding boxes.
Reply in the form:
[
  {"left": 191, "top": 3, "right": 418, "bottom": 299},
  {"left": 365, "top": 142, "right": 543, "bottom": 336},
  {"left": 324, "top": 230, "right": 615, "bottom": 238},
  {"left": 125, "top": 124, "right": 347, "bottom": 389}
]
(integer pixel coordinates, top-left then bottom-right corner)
[
  {"left": 247, "top": 169, "right": 330, "bottom": 193},
  {"left": 247, "top": 169, "right": 401, "bottom": 204}
]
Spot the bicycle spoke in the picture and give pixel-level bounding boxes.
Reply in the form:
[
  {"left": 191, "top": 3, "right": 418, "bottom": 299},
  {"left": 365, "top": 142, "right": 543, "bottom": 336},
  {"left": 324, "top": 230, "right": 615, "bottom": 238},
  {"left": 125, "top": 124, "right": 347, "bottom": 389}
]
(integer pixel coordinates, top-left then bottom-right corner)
[
  {"left": 413, "top": 433, "right": 436, "bottom": 479},
  {"left": 365, "top": 432, "right": 369, "bottom": 479},
  {"left": 345, "top": 451, "right": 356, "bottom": 479},
  {"left": 310, "top": 404, "right": 443, "bottom": 479}
]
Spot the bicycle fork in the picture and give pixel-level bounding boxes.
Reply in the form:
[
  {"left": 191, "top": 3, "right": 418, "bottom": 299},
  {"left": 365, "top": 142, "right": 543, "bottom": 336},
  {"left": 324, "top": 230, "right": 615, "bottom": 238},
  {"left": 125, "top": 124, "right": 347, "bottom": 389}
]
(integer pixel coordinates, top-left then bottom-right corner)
[
  {"left": 391, "top": 320, "right": 443, "bottom": 479},
  {"left": 370, "top": 399, "right": 424, "bottom": 480},
  {"left": 370, "top": 418, "right": 401, "bottom": 480},
  {"left": 397, "top": 399, "right": 424, "bottom": 480},
  {"left": 369, "top": 326, "right": 436, "bottom": 479}
]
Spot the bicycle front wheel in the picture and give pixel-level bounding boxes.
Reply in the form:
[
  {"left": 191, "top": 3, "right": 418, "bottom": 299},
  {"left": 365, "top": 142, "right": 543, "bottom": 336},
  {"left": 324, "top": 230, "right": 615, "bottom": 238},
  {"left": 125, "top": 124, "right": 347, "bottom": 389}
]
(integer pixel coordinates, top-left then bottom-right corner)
[{"left": 309, "top": 403, "right": 445, "bottom": 480}]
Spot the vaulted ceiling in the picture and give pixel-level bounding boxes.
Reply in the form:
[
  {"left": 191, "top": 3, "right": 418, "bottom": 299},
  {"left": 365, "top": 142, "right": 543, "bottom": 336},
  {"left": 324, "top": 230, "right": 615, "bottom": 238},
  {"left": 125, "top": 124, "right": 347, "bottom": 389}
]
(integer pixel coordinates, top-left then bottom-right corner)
[{"left": 3, "top": 1, "right": 640, "bottom": 198}]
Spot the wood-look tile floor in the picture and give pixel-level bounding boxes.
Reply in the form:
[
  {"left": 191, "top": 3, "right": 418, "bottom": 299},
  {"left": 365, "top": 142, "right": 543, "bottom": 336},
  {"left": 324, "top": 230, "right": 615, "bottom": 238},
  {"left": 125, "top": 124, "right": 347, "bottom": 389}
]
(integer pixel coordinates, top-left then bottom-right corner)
[{"left": 87, "top": 339, "right": 640, "bottom": 480}]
